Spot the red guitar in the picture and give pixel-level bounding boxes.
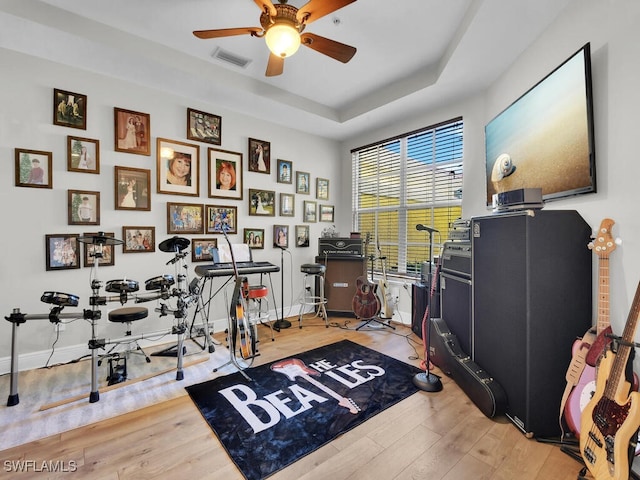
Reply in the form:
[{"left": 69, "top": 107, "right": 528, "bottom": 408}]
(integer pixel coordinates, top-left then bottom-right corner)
[
  {"left": 581, "top": 281, "right": 640, "bottom": 480},
  {"left": 352, "top": 233, "right": 381, "bottom": 320},
  {"left": 271, "top": 358, "right": 360, "bottom": 414},
  {"left": 564, "top": 218, "right": 618, "bottom": 435}
]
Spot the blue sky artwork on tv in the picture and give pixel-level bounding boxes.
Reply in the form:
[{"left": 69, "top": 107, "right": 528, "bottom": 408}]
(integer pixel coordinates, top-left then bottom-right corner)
[{"left": 485, "top": 43, "right": 596, "bottom": 206}]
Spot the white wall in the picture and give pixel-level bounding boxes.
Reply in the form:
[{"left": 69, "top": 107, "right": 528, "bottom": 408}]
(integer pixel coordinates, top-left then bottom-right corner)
[
  {"left": 0, "top": 48, "right": 344, "bottom": 372},
  {"left": 343, "top": 0, "right": 640, "bottom": 358}
]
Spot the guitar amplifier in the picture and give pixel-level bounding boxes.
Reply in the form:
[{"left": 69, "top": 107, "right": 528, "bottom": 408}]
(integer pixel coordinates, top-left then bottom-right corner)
[{"left": 318, "top": 237, "right": 362, "bottom": 257}]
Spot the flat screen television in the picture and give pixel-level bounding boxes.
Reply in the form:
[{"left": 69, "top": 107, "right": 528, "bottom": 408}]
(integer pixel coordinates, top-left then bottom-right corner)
[{"left": 485, "top": 43, "right": 596, "bottom": 206}]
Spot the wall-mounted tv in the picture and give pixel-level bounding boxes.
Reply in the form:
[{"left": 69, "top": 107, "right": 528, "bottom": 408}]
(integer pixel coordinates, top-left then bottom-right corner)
[{"left": 485, "top": 43, "right": 596, "bottom": 206}]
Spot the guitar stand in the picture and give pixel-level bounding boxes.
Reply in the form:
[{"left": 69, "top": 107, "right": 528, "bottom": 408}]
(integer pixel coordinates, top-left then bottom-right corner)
[{"left": 356, "top": 315, "right": 395, "bottom": 330}]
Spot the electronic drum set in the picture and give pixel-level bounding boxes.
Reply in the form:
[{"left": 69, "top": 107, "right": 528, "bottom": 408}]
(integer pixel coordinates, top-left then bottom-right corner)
[{"left": 5, "top": 232, "right": 214, "bottom": 406}]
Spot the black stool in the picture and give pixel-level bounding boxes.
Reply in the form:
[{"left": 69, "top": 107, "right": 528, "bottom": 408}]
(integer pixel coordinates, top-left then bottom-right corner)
[{"left": 298, "top": 263, "right": 328, "bottom": 328}]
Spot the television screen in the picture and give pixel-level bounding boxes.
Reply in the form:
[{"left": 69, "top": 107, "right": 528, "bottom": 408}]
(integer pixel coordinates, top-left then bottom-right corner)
[{"left": 485, "top": 43, "right": 596, "bottom": 206}]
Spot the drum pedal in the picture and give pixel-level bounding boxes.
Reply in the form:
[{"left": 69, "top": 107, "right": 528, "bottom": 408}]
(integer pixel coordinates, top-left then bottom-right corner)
[{"left": 106, "top": 355, "right": 127, "bottom": 385}]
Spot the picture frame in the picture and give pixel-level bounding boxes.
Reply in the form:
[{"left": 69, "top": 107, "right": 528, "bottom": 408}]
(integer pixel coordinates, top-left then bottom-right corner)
[
  {"left": 248, "top": 137, "right": 271, "bottom": 174},
  {"left": 316, "top": 177, "right": 329, "bottom": 200},
  {"left": 274, "top": 225, "right": 289, "bottom": 249},
  {"left": 277, "top": 159, "right": 293, "bottom": 184},
  {"left": 15, "top": 148, "right": 52, "bottom": 189},
  {"left": 187, "top": 108, "right": 221, "bottom": 145},
  {"left": 303, "top": 200, "right": 317, "bottom": 223},
  {"left": 53, "top": 88, "right": 86, "bottom": 130},
  {"left": 243, "top": 228, "right": 265, "bottom": 249},
  {"left": 320, "top": 204, "right": 335, "bottom": 222},
  {"left": 45, "top": 234, "right": 80, "bottom": 271},
  {"left": 67, "top": 136, "right": 100, "bottom": 174},
  {"left": 191, "top": 238, "right": 218, "bottom": 262},
  {"left": 167, "top": 202, "right": 204, "bottom": 234},
  {"left": 83, "top": 232, "right": 115, "bottom": 267},
  {"left": 295, "top": 225, "right": 310, "bottom": 247},
  {"left": 115, "top": 166, "right": 151, "bottom": 211},
  {"left": 296, "top": 171, "right": 310, "bottom": 195},
  {"left": 156, "top": 138, "right": 200, "bottom": 197},
  {"left": 122, "top": 226, "right": 156, "bottom": 253},
  {"left": 208, "top": 148, "right": 243, "bottom": 200},
  {"left": 206, "top": 205, "right": 238, "bottom": 234},
  {"left": 114, "top": 107, "right": 150, "bottom": 155},
  {"left": 248, "top": 189, "right": 276, "bottom": 216},
  {"left": 68, "top": 189, "right": 100, "bottom": 225},
  {"left": 279, "top": 193, "right": 295, "bottom": 217}
]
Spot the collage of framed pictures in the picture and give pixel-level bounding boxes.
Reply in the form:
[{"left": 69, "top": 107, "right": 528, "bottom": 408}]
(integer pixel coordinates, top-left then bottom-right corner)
[
  {"left": 156, "top": 138, "right": 200, "bottom": 197},
  {"left": 208, "top": 148, "right": 242, "bottom": 200}
]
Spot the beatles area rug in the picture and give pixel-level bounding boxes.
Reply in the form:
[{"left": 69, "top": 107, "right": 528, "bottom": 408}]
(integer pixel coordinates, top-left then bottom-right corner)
[{"left": 186, "top": 339, "right": 423, "bottom": 480}]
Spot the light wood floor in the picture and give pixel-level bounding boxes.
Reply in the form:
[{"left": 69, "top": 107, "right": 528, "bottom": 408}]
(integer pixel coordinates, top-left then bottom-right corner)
[{"left": 0, "top": 317, "right": 586, "bottom": 480}]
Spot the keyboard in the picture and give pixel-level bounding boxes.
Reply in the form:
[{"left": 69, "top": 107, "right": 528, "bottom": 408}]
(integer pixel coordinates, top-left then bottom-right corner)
[{"left": 194, "top": 261, "right": 280, "bottom": 278}]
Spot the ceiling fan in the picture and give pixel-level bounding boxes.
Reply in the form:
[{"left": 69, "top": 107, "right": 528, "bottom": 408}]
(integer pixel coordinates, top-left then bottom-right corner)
[{"left": 193, "top": 0, "right": 357, "bottom": 77}]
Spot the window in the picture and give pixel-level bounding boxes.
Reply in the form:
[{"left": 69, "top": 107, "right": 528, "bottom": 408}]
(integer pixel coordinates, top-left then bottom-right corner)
[{"left": 352, "top": 118, "right": 463, "bottom": 276}]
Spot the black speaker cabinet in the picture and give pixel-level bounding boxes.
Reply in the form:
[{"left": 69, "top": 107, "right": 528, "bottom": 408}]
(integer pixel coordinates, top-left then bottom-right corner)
[
  {"left": 440, "top": 272, "right": 472, "bottom": 355},
  {"left": 315, "top": 256, "right": 365, "bottom": 315},
  {"left": 471, "top": 210, "right": 592, "bottom": 438}
]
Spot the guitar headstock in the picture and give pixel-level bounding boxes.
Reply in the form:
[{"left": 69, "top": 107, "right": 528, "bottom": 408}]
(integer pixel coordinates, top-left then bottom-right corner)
[{"left": 588, "top": 218, "right": 616, "bottom": 257}]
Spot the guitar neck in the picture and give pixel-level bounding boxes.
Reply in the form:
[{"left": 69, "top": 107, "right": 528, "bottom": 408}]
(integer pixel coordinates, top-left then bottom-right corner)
[{"left": 596, "top": 256, "right": 610, "bottom": 335}]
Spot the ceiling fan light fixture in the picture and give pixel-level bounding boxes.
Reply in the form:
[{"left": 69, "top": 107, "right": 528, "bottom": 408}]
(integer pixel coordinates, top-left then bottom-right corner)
[{"left": 265, "top": 22, "right": 301, "bottom": 58}]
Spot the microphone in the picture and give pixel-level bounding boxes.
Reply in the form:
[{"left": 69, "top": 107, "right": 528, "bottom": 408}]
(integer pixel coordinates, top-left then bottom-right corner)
[{"left": 416, "top": 224, "right": 439, "bottom": 233}]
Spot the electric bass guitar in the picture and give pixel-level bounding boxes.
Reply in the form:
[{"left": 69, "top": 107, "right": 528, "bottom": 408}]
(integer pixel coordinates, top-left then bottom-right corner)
[
  {"left": 581, "top": 281, "right": 640, "bottom": 480},
  {"left": 352, "top": 233, "right": 381, "bottom": 320},
  {"left": 564, "top": 218, "right": 618, "bottom": 436},
  {"left": 377, "top": 236, "right": 393, "bottom": 319}
]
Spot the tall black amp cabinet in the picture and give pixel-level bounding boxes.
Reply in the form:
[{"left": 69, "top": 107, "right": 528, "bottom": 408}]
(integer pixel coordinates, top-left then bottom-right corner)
[{"left": 471, "top": 210, "right": 592, "bottom": 438}]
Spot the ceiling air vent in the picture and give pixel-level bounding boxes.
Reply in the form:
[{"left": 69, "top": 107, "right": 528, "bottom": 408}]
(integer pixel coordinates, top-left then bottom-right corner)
[{"left": 212, "top": 47, "right": 252, "bottom": 69}]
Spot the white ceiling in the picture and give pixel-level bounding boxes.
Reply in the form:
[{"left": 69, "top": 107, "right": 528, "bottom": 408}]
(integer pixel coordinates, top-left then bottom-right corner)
[{"left": 0, "top": 0, "right": 572, "bottom": 141}]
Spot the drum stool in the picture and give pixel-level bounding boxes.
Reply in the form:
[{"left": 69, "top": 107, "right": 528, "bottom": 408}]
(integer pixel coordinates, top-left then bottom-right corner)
[
  {"left": 244, "top": 284, "right": 275, "bottom": 341},
  {"left": 297, "top": 263, "right": 328, "bottom": 328},
  {"left": 100, "top": 306, "right": 150, "bottom": 385}
]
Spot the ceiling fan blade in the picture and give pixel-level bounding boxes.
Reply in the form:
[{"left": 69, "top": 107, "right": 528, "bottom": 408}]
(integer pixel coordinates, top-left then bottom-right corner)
[
  {"left": 297, "top": 0, "right": 357, "bottom": 25},
  {"left": 300, "top": 33, "right": 356, "bottom": 63},
  {"left": 193, "top": 27, "right": 261, "bottom": 39},
  {"left": 266, "top": 53, "right": 285, "bottom": 77},
  {"left": 254, "top": 0, "right": 277, "bottom": 17}
]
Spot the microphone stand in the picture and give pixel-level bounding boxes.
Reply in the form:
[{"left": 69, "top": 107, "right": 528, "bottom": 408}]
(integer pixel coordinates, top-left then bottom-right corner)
[
  {"left": 413, "top": 229, "right": 443, "bottom": 392},
  {"left": 273, "top": 246, "right": 291, "bottom": 329}
]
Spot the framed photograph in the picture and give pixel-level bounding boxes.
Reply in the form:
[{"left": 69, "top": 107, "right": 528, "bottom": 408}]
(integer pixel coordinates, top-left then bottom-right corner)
[
  {"left": 167, "top": 202, "right": 204, "bottom": 234},
  {"left": 316, "top": 177, "right": 329, "bottom": 200},
  {"left": 68, "top": 189, "right": 100, "bottom": 225},
  {"left": 320, "top": 204, "right": 335, "bottom": 222},
  {"left": 115, "top": 166, "right": 151, "bottom": 211},
  {"left": 53, "top": 88, "right": 86, "bottom": 130},
  {"left": 248, "top": 189, "right": 276, "bottom": 216},
  {"left": 114, "top": 107, "right": 150, "bottom": 155},
  {"left": 296, "top": 171, "right": 310, "bottom": 195},
  {"left": 122, "top": 226, "right": 156, "bottom": 253},
  {"left": 243, "top": 228, "right": 265, "bottom": 249},
  {"left": 295, "top": 225, "right": 310, "bottom": 247},
  {"left": 67, "top": 136, "right": 99, "bottom": 173},
  {"left": 248, "top": 138, "right": 271, "bottom": 174},
  {"left": 303, "top": 200, "right": 317, "bottom": 223},
  {"left": 192, "top": 238, "right": 218, "bottom": 262},
  {"left": 187, "top": 108, "right": 221, "bottom": 145},
  {"left": 157, "top": 138, "right": 200, "bottom": 196},
  {"left": 15, "top": 148, "right": 52, "bottom": 189},
  {"left": 206, "top": 205, "right": 237, "bottom": 234},
  {"left": 279, "top": 193, "right": 295, "bottom": 217},
  {"left": 274, "top": 225, "right": 289, "bottom": 248},
  {"left": 208, "top": 148, "right": 243, "bottom": 200},
  {"left": 83, "top": 232, "right": 115, "bottom": 267},
  {"left": 45, "top": 234, "right": 80, "bottom": 271},
  {"left": 277, "top": 159, "right": 293, "bottom": 184}
]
